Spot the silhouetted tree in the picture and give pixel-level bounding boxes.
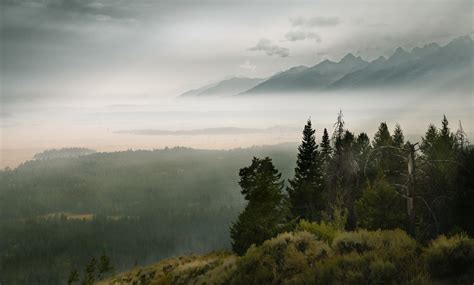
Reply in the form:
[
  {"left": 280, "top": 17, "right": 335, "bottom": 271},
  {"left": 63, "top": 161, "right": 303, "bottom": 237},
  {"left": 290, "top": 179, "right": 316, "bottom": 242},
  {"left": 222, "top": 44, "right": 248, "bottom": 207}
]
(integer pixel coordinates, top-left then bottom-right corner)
[
  {"left": 287, "top": 119, "right": 325, "bottom": 221},
  {"left": 82, "top": 257, "right": 97, "bottom": 285},
  {"left": 230, "top": 157, "right": 288, "bottom": 255},
  {"left": 320, "top": 128, "right": 332, "bottom": 166},
  {"left": 98, "top": 254, "right": 114, "bottom": 279},
  {"left": 67, "top": 269, "right": 79, "bottom": 285},
  {"left": 372, "top": 122, "right": 394, "bottom": 173},
  {"left": 325, "top": 112, "right": 360, "bottom": 230}
]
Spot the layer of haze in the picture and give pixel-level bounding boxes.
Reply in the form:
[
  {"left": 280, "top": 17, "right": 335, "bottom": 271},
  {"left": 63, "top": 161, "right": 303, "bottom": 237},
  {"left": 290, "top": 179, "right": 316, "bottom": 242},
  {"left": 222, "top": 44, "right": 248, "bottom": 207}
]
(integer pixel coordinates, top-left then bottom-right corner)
[
  {"left": 2, "top": 91, "right": 472, "bottom": 168},
  {"left": 1, "top": 0, "right": 473, "bottom": 168}
]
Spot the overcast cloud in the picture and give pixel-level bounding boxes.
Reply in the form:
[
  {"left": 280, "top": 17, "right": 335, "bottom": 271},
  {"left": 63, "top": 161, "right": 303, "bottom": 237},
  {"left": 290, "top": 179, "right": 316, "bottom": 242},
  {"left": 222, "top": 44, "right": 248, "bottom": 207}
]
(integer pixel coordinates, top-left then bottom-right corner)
[
  {"left": 1, "top": 0, "right": 472, "bottom": 103},
  {"left": 249, "top": 38, "right": 290, "bottom": 57}
]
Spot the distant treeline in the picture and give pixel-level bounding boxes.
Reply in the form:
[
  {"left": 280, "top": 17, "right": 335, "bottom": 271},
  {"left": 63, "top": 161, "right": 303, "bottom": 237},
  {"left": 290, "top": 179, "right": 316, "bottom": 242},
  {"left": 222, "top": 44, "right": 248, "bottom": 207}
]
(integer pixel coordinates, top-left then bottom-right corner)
[{"left": 33, "top": 147, "right": 97, "bottom": 160}]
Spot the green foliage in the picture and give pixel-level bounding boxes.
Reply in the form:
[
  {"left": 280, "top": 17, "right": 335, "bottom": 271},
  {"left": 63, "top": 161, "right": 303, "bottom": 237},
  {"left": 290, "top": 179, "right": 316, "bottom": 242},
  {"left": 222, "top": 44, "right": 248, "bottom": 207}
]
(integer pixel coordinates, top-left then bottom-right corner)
[
  {"left": 331, "top": 229, "right": 416, "bottom": 255},
  {"left": 98, "top": 255, "right": 114, "bottom": 278},
  {"left": 102, "top": 229, "right": 474, "bottom": 285},
  {"left": 297, "top": 220, "right": 339, "bottom": 244},
  {"left": 355, "top": 176, "right": 406, "bottom": 230},
  {"left": 230, "top": 157, "right": 289, "bottom": 255},
  {"left": 82, "top": 257, "right": 97, "bottom": 285},
  {"left": 0, "top": 145, "right": 296, "bottom": 284},
  {"left": 67, "top": 269, "right": 79, "bottom": 285},
  {"left": 288, "top": 119, "right": 325, "bottom": 221},
  {"left": 453, "top": 148, "right": 474, "bottom": 236},
  {"left": 424, "top": 234, "right": 474, "bottom": 280},
  {"left": 229, "top": 231, "right": 330, "bottom": 284},
  {"left": 320, "top": 128, "right": 332, "bottom": 165}
]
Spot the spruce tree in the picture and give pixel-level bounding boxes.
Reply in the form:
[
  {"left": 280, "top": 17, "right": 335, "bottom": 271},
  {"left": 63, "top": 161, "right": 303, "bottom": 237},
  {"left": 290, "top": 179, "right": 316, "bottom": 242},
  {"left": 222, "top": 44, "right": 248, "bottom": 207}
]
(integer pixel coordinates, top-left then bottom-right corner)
[
  {"left": 98, "top": 254, "right": 113, "bottom": 279},
  {"left": 82, "top": 257, "right": 97, "bottom": 285},
  {"left": 438, "top": 115, "right": 456, "bottom": 158},
  {"left": 320, "top": 128, "right": 332, "bottom": 165},
  {"left": 391, "top": 124, "right": 406, "bottom": 176},
  {"left": 420, "top": 124, "right": 439, "bottom": 159},
  {"left": 230, "top": 157, "right": 288, "bottom": 255},
  {"left": 372, "top": 122, "right": 394, "bottom": 172},
  {"left": 287, "top": 119, "right": 325, "bottom": 221},
  {"left": 67, "top": 269, "right": 79, "bottom": 285},
  {"left": 392, "top": 123, "right": 405, "bottom": 148}
]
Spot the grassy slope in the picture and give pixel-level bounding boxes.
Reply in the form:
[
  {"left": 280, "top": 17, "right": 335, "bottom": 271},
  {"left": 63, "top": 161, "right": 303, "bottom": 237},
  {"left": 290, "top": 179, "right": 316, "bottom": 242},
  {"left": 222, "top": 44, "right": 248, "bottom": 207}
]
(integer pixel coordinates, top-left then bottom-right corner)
[
  {"left": 98, "top": 229, "right": 474, "bottom": 285},
  {"left": 97, "top": 252, "right": 237, "bottom": 285}
]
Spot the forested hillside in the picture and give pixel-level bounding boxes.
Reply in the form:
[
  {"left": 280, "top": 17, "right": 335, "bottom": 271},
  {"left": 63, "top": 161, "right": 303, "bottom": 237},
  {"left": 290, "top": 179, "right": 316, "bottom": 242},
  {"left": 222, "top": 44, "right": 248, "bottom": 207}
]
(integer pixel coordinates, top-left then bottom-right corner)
[{"left": 0, "top": 144, "right": 297, "bottom": 284}]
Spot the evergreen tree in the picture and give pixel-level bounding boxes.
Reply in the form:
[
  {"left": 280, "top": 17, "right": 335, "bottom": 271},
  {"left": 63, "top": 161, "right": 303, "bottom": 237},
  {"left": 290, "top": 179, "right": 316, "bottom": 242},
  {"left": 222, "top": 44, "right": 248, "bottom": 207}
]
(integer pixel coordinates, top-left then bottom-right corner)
[
  {"left": 98, "top": 254, "right": 114, "bottom": 279},
  {"left": 420, "top": 124, "right": 439, "bottom": 159},
  {"left": 354, "top": 133, "right": 371, "bottom": 163},
  {"left": 355, "top": 176, "right": 406, "bottom": 230},
  {"left": 287, "top": 119, "right": 325, "bottom": 221},
  {"left": 418, "top": 116, "right": 458, "bottom": 239},
  {"left": 392, "top": 123, "right": 405, "bottom": 148},
  {"left": 67, "top": 269, "right": 79, "bottom": 285},
  {"left": 320, "top": 128, "right": 332, "bottom": 165},
  {"left": 372, "top": 122, "right": 394, "bottom": 173},
  {"left": 230, "top": 157, "right": 288, "bottom": 255},
  {"left": 82, "top": 257, "right": 97, "bottom": 285},
  {"left": 391, "top": 123, "right": 406, "bottom": 176},
  {"left": 437, "top": 115, "right": 456, "bottom": 159}
]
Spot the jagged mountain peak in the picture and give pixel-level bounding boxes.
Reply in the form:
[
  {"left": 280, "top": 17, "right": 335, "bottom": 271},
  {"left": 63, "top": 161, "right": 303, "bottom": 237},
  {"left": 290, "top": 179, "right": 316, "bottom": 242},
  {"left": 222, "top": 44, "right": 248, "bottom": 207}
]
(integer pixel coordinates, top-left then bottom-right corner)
[{"left": 339, "top": 53, "right": 364, "bottom": 63}]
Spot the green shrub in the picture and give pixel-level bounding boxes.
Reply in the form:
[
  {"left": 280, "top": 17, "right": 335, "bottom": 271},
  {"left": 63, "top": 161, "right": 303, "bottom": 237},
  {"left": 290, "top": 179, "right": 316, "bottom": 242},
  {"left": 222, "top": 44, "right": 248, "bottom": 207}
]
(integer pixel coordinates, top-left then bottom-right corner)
[
  {"left": 297, "top": 220, "right": 339, "bottom": 243},
  {"left": 332, "top": 229, "right": 416, "bottom": 256},
  {"left": 368, "top": 258, "right": 397, "bottom": 284},
  {"left": 424, "top": 234, "right": 474, "bottom": 279},
  {"left": 229, "top": 231, "right": 331, "bottom": 284},
  {"left": 321, "top": 229, "right": 420, "bottom": 284}
]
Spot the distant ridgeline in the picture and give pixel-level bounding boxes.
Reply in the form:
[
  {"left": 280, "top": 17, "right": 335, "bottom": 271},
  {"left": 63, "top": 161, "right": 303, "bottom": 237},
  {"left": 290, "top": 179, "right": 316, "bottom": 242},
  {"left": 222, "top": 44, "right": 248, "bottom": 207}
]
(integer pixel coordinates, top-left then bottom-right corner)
[{"left": 33, "top": 148, "right": 96, "bottom": 160}]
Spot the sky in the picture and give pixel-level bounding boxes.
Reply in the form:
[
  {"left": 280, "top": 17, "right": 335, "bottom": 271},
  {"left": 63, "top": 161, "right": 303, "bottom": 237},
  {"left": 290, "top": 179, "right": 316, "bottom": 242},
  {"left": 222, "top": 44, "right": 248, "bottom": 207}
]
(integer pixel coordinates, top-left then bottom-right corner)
[
  {"left": 0, "top": 0, "right": 473, "bottom": 168},
  {"left": 1, "top": 0, "right": 472, "bottom": 100}
]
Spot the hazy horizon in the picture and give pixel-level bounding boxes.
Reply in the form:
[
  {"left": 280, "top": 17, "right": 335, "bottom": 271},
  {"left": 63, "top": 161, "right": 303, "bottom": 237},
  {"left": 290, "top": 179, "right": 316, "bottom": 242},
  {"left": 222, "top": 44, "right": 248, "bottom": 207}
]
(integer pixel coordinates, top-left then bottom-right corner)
[
  {"left": 2, "top": 90, "right": 472, "bottom": 168},
  {"left": 1, "top": 0, "right": 473, "bottom": 168}
]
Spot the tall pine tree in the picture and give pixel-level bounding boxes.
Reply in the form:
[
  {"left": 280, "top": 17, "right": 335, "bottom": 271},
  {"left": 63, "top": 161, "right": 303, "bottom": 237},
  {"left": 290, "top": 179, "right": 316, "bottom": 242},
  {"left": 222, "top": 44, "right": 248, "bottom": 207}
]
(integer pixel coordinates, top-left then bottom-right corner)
[
  {"left": 288, "top": 119, "right": 325, "bottom": 221},
  {"left": 372, "top": 122, "right": 394, "bottom": 173},
  {"left": 320, "top": 128, "right": 332, "bottom": 166}
]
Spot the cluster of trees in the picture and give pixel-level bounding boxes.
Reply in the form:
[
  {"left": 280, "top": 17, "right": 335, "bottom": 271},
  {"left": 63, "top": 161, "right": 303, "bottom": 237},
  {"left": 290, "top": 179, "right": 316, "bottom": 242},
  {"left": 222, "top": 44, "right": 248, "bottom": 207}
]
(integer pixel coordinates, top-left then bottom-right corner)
[
  {"left": 231, "top": 112, "right": 473, "bottom": 254},
  {"left": 67, "top": 255, "right": 114, "bottom": 285},
  {"left": 33, "top": 148, "right": 97, "bottom": 160}
]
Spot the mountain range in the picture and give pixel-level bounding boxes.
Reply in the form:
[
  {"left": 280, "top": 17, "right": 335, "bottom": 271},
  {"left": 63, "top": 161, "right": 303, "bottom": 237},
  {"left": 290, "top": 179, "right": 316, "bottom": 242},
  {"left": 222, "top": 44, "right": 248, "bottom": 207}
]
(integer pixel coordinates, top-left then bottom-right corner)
[
  {"left": 180, "top": 77, "right": 264, "bottom": 97},
  {"left": 181, "top": 36, "right": 473, "bottom": 97}
]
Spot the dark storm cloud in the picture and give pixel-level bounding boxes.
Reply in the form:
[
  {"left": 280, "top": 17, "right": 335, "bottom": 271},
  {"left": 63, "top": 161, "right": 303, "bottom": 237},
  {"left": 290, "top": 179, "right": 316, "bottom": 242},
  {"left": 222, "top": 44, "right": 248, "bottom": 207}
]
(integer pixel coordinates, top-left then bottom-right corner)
[
  {"left": 249, "top": 38, "right": 289, "bottom": 57},
  {"left": 289, "top": 16, "right": 340, "bottom": 27}
]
